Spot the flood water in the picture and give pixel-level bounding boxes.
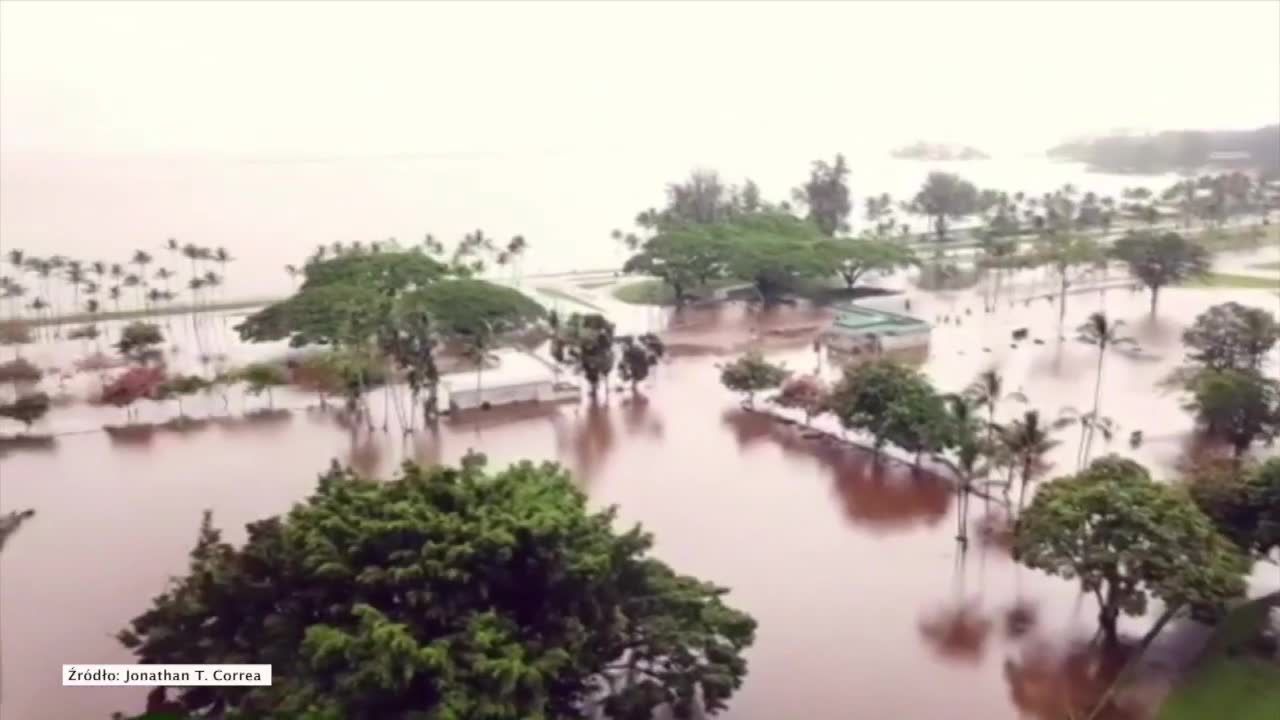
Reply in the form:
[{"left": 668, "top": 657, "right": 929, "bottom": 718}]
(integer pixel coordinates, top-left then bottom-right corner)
[{"left": 2, "top": 271, "right": 1279, "bottom": 719}]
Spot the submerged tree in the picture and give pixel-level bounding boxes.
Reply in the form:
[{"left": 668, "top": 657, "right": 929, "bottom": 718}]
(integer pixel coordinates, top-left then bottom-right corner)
[
  {"left": 157, "top": 374, "right": 211, "bottom": 418},
  {"left": 550, "top": 313, "right": 617, "bottom": 401},
  {"left": 1110, "top": 232, "right": 1210, "bottom": 315},
  {"left": 998, "top": 409, "right": 1060, "bottom": 511},
  {"left": 1182, "top": 302, "right": 1279, "bottom": 373},
  {"left": 114, "top": 322, "right": 165, "bottom": 365},
  {"left": 1183, "top": 368, "right": 1280, "bottom": 459},
  {"left": 771, "top": 374, "right": 830, "bottom": 426},
  {"left": 615, "top": 334, "right": 665, "bottom": 395},
  {"left": 1075, "top": 312, "right": 1135, "bottom": 466},
  {"left": 1189, "top": 458, "right": 1280, "bottom": 565},
  {"left": 119, "top": 458, "right": 757, "bottom": 719},
  {"left": 1014, "top": 456, "right": 1247, "bottom": 646},
  {"left": 238, "top": 363, "right": 289, "bottom": 411},
  {"left": 718, "top": 352, "right": 789, "bottom": 408},
  {"left": 828, "top": 359, "right": 944, "bottom": 456},
  {"left": 0, "top": 392, "right": 50, "bottom": 433}
]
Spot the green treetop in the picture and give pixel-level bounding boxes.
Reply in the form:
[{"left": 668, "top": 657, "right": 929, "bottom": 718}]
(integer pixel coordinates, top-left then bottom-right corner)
[{"left": 119, "top": 458, "right": 756, "bottom": 720}]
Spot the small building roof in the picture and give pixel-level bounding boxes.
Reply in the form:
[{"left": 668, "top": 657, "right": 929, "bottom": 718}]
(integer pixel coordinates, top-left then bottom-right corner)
[{"left": 830, "top": 301, "right": 930, "bottom": 333}]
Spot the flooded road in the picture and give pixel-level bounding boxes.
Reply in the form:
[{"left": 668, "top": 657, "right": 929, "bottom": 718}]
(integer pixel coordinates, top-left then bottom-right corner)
[{"left": 2, "top": 279, "right": 1278, "bottom": 719}]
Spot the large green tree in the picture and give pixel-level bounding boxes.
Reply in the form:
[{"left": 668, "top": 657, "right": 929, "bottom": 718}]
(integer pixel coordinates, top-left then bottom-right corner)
[
  {"left": 621, "top": 226, "right": 729, "bottom": 307},
  {"left": 828, "top": 359, "right": 945, "bottom": 456},
  {"left": 1183, "top": 368, "right": 1280, "bottom": 458},
  {"left": 1014, "top": 456, "right": 1247, "bottom": 646},
  {"left": 815, "top": 235, "right": 917, "bottom": 290},
  {"left": 119, "top": 459, "right": 756, "bottom": 720},
  {"left": 718, "top": 213, "right": 829, "bottom": 302},
  {"left": 1182, "top": 302, "right": 1279, "bottom": 373},
  {"left": 1110, "top": 232, "right": 1210, "bottom": 315}
]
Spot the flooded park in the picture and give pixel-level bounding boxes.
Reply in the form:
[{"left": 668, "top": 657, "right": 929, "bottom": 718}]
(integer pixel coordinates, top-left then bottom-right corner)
[
  {"left": 3, "top": 4, "right": 1279, "bottom": 718},
  {"left": 2, "top": 242, "right": 1278, "bottom": 719}
]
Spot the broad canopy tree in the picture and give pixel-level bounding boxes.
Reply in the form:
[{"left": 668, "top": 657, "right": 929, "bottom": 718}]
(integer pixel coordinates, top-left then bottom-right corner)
[
  {"left": 119, "top": 458, "right": 757, "bottom": 720},
  {"left": 1014, "top": 456, "right": 1247, "bottom": 645},
  {"left": 816, "top": 236, "right": 918, "bottom": 290}
]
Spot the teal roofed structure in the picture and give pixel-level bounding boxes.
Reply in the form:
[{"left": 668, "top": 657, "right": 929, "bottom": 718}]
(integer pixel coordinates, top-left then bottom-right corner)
[{"left": 821, "top": 300, "right": 931, "bottom": 358}]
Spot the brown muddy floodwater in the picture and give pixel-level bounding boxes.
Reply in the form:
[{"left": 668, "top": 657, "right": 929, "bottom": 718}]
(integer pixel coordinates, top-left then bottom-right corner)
[{"left": 2, "top": 276, "right": 1279, "bottom": 720}]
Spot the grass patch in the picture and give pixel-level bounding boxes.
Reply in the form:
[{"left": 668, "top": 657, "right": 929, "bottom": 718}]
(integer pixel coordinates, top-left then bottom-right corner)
[
  {"left": 611, "top": 278, "right": 743, "bottom": 306},
  {"left": 1157, "top": 594, "right": 1280, "bottom": 720},
  {"left": 1182, "top": 273, "right": 1280, "bottom": 290},
  {"left": 1192, "top": 224, "right": 1280, "bottom": 253}
]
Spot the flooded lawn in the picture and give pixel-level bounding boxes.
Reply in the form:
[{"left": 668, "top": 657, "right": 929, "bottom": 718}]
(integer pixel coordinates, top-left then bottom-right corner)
[{"left": 2, "top": 279, "right": 1278, "bottom": 719}]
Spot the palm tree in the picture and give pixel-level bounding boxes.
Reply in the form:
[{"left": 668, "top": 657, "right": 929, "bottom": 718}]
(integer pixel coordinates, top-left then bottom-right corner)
[
  {"left": 154, "top": 267, "right": 174, "bottom": 293},
  {"left": 1075, "top": 312, "right": 1136, "bottom": 466},
  {"left": 945, "top": 393, "right": 988, "bottom": 545},
  {"left": 2, "top": 281, "right": 25, "bottom": 323},
  {"left": 965, "top": 368, "right": 1027, "bottom": 447},
  {"left": 1054, "top": 407, "right": 1117, "bottom": 472},
  {"left": 999, "top": 410, "right": 1060, "bottom": 512},
  {"left": 213, "top": 247, "right": 232, "bottom": 303},
  {"left": 284, "top": 264, "right": 299, "bottom": 287},
  {"left": 28, "top": 297, "right": 48, "bottom": 330},
  {"left": 84, "top": 298, "right": 102, "bottom": 350},
  {"left": 122, "top": 273, "right": 143, "bottom": 309},
  {"left": 65, "top": 260, "right": 85, "bottom": 315},
  {"left": 6, "top": 249, "right": 23, "bottom": 276},
  {"left": 131, "top": 250, "right": 153, "bottom": 308},
  {"left": 180, "top": 243, "right": 202, "bottom": 283},
  {"left": 108, "top": 285, "right": 122, "bottom": 314}
]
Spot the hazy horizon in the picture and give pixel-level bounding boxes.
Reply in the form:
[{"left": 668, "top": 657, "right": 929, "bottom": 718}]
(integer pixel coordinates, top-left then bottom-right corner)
[{"left": 2, "top": 1, "right": 1278, "bottom": 160}]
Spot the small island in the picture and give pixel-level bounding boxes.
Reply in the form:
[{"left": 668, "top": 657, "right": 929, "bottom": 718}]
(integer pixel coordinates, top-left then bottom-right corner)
[{"left": 891, "top": 141, "right": 989, "bottom": 162}]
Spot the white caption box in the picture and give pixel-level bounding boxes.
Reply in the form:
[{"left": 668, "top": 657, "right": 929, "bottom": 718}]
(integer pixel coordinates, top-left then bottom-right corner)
[{"left": 63, "top": 664, "right": 272, "bottom": 686}]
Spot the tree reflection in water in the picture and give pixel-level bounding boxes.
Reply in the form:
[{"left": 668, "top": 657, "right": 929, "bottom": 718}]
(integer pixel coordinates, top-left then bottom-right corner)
[
  {"left": 1004, "top": 639, "right": 1139, "bottom": 720},
  {"left": 720, "top": 407, "right": 951, "bottom": 532}
]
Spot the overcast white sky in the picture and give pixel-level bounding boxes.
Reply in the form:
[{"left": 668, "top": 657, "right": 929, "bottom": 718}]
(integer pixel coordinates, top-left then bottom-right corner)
[{"left": 2, "top": 0, "right": 1277, "bottom": 157}]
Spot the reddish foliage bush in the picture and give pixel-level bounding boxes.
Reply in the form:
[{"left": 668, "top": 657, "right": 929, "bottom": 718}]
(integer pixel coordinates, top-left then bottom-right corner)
[{"left": 101, "top": 366, "right": 167, "bottom": 407}]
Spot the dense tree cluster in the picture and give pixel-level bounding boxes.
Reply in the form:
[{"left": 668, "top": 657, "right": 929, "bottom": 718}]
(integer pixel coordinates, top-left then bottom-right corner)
[{"left": 120, "top": 458, "right": 756, "bottom": 720}]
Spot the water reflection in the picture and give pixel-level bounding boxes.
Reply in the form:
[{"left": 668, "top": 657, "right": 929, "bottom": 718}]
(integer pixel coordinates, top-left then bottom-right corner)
[
  {"left": 1003, "top": 639, "right": 1138, "bottom": 720},
  {"left": 919, "top": 602, "right": 995, "bottom": 664},
  {"left": 720, "top": 408, "right": 951, "bottom": 531},
  {"left": 553, "top": 401, "right": 618, "bottom": 482}
]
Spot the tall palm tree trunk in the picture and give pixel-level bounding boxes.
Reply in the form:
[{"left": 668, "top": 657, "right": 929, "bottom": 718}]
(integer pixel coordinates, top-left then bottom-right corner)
[{"left": 1082, "top": 349, "right": 1106, "bottom": 466}]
